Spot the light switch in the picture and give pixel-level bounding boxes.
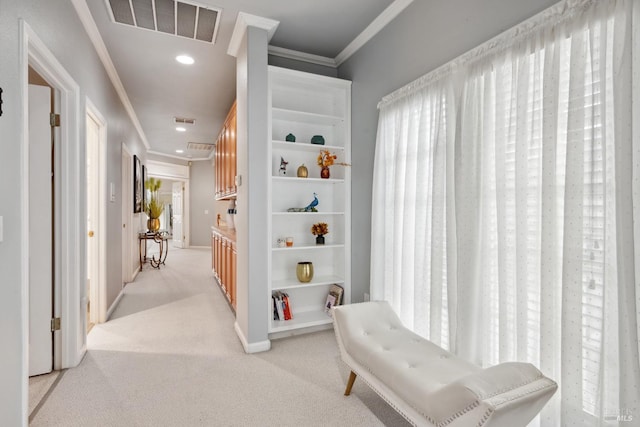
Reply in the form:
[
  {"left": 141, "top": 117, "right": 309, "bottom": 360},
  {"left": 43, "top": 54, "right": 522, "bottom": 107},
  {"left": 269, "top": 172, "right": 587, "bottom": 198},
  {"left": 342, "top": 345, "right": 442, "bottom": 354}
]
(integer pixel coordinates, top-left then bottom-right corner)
[{"left": 204, "top": 210, "right": 209, "bottom": 215}]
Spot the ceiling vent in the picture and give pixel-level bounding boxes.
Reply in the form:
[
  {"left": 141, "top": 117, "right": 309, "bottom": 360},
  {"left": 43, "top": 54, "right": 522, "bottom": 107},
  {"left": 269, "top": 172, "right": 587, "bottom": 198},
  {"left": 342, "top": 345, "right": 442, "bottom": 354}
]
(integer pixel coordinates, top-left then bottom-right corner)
[
  {"left": 187, "top": 142, "right": 214, "bottom": 151},
  {"left": 174, "top": 117, "right": 196, "bottom": 125},
  {"left": 106, "top": 0, "right": 221, "bottom": 44}
]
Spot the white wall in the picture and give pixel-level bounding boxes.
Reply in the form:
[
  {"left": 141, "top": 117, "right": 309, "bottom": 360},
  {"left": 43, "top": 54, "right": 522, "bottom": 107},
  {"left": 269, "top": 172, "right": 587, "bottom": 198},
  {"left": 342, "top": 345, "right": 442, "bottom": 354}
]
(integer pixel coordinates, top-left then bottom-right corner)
[
  {"left": 336, "top": 0, "right": 561, "bottom": 303},
  {"left": 0, "top": 1, "right": 146, "bottom": 424},
  {"left": 190, "top": 160, "right": 217, "bottom": 246}
]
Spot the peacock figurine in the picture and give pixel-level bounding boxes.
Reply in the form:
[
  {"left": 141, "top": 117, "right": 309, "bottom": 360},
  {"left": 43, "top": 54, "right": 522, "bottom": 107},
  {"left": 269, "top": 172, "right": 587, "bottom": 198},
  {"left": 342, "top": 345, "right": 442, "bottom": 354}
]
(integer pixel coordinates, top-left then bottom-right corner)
[{"left": 304, "top": 193, "right": 319, "bottom": 212}]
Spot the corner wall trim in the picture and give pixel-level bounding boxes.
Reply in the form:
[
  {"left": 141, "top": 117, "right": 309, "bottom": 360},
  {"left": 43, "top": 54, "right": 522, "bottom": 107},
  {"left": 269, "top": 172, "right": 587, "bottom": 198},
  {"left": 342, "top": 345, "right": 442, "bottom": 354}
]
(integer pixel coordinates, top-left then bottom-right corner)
[
  {"left": 234, "top": 322, "right": 271, "bottom": 353},
  {"left": 228, "top": 12, "right": 280, "bottom": 57}
]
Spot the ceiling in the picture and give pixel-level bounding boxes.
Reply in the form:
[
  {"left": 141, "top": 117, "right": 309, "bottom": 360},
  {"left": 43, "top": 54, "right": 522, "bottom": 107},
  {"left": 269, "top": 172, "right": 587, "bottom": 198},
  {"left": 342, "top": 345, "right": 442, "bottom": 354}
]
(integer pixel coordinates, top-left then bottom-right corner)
[{"left": 84, "top": 0, "right": 401, "bottom": 160}]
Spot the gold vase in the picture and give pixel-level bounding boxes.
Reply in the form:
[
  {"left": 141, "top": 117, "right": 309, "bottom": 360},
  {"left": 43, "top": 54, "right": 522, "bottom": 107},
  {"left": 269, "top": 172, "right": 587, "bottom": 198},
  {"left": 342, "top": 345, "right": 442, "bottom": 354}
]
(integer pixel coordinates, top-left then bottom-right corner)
[
  {"left": 296, "top": 261, "right": 314, "bottom": 283},
  {"left": 147, "top": 218, "right": 160, "bottom": 232}
]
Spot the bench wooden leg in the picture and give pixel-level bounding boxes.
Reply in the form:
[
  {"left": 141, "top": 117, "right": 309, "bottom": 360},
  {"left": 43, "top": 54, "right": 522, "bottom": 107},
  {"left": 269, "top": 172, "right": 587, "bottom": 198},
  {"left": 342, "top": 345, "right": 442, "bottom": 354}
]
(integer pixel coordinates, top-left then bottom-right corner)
[{"left": 344, "top": 371, "right": 357, "bottom": 396}]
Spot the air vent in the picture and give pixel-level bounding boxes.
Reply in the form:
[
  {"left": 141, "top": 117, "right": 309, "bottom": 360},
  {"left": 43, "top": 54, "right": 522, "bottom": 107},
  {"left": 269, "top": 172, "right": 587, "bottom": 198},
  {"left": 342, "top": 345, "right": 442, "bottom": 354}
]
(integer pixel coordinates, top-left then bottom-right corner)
[
  {"left": 106, "top": 0, "right": 221, "bottom": 44},
  {"left": 174, "top": 117, "right": 196, "bottom": 125},
  {"left": 187, "top": 142, "right": 214, "bottom": 151}
]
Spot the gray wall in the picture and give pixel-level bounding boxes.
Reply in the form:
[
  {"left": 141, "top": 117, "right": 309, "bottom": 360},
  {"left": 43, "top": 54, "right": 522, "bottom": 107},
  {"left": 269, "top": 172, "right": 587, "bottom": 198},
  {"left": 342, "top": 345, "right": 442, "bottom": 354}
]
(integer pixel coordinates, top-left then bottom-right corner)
[
  {"left": 0, "top": 1, "right": 146, "bottom": 423},
  {"left": 190, "top": 160, "right": 217, "bottom": 246},
  {"left": 337, "top": 0, "right": 561, "bottom": 303}
]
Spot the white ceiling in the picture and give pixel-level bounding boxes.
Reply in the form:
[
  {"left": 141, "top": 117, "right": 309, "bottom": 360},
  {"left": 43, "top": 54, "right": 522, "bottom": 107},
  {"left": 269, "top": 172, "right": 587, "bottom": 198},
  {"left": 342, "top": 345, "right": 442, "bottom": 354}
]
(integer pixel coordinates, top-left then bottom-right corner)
[{"left": 84, "top": 0, "right": 400, "bottom": 160}]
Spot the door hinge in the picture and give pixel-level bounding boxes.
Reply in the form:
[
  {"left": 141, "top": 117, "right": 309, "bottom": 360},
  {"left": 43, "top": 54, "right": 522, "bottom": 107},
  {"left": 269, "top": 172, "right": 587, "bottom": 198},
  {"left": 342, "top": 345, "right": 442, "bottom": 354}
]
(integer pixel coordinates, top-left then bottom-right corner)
[
  {"left": 50, "top": 113, "right": 60, "bottom": 127},
  {"left": 51, "top": 317, "right": 61, "bottom": 331}
]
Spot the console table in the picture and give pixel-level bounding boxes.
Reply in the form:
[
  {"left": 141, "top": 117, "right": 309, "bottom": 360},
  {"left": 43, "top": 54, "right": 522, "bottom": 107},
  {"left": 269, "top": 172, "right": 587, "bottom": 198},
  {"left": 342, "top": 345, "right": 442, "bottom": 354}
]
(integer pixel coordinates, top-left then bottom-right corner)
[{"left": 138, "top": 231, "right": 169, "bottom": 269}]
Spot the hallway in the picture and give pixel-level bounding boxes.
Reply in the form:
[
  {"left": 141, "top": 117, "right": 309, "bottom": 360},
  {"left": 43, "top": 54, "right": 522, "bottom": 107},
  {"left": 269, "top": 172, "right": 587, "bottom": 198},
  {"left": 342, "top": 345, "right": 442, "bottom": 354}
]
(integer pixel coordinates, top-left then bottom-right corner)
[{"left": 30, "top": 248, "right": 406, "bottom": 426}]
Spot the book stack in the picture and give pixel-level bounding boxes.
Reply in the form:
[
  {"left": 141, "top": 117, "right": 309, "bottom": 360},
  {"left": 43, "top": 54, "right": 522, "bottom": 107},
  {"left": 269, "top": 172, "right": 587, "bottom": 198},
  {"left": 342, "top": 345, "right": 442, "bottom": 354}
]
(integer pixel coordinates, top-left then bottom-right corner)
[
  {"left": 325, "top": 284, "right": 344, "bottom": 317},
  {"left": 272, "top": 291, "right": 292, "bottom": 321}
]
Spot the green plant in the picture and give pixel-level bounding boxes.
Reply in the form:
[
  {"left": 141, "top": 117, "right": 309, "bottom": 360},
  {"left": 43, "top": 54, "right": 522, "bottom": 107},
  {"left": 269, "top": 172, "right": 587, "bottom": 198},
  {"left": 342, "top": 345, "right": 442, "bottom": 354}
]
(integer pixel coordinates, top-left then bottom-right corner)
[{"left": 144, "top": 177, "right": 164, "bottom": 219}]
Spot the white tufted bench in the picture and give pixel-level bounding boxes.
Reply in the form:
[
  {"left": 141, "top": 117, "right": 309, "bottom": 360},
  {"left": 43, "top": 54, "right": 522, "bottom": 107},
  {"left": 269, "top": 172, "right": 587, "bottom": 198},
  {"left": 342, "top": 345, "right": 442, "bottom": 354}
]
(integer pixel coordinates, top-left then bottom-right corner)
[{"left": 333, "top": 301, "right": 557, "bottom": 427}]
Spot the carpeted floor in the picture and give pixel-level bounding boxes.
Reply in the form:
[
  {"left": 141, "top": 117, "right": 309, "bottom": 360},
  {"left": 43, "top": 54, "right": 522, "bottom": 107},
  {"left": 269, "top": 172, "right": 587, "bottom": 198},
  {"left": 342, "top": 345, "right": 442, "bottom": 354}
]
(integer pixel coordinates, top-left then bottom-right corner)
[{"left": 30, "top": 247, "right": 409, "bottom": 426}]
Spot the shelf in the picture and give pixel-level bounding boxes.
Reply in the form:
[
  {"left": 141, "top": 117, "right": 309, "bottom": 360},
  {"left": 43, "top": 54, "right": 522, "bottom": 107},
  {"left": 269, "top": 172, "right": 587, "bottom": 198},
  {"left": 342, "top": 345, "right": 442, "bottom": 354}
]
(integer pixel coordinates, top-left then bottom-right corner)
[
  {"left": 271, "top": 176, "right": 344, "bottom": 184},
  {"left": 273, "top": 211, "right": 344, "bottom": 216},
  {"left": 272, "top": 140, "right": 345, "bottom": 152},
  {"left": 272, "top": 244, "right": 344, "bottom": 251},
  {"left": 272, "top": 108, "right": 344, "bottom": 125},
  {"left": 272, "top": 275, "right": 344, "bottom": 291},
  {"left": 270, "top": 309, "right": 333, "bottom": 333}
]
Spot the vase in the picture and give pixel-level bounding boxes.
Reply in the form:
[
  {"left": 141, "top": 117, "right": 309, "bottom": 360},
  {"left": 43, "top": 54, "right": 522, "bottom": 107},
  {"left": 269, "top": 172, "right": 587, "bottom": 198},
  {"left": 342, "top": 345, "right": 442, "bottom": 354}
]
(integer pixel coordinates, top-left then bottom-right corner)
[
  {"left": 315, "top": 235, "right": 325, "bottom": 245},
  {"left": 147, "top": 218, "right": 160, "bottom": 232},
  {"left": 296, "top": 261, "right": 314, "bottom": 283},
  {"left": 320, "top": 166, "right": 330, "bottom": 179}
]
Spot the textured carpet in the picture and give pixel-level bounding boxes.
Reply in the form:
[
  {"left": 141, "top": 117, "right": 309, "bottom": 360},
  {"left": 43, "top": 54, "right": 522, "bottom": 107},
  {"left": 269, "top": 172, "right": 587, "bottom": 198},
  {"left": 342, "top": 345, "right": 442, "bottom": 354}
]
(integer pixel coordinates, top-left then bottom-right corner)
[{"left": 30, "top": 247, "right": 409, "bottom": 426}]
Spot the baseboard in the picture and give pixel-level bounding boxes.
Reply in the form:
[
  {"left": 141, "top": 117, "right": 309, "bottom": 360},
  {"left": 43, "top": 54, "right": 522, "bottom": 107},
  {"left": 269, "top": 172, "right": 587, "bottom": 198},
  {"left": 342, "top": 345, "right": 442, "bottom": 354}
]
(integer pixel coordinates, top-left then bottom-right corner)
[
  {"left": 269, "top": 323, "right": 333, "bottom": 340},
  {"left": 188, "top": 245, "right": 210, "bottom": 249},
  {"left": 234, "top": 322, "right": 271, "bottom": 353},
  {"left": 130, "top": 266, "right": 140, "bottom": 282},
  {"left": 106, "top": 289, "right": 125, "bottom": 321}
]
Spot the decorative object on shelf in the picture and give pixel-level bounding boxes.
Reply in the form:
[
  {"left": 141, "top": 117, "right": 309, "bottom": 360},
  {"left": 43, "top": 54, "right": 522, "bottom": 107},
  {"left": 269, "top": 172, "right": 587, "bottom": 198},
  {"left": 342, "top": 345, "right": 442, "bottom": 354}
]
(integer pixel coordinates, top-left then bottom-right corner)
[
  {"left": 297, "top": 164, "right": 308, "bottom": 178},
  {"left": 317, "top": 149, "right": 350, "bottom": 179},
  {"left": 277, "top": 238, "right": 286, "bottom": 248},
  {"left": 296, "top": 261, "right": 314, "bottom": 283},
  {"left": 286, "top": 133, "right": 296, "bottom": 142},
  {"left": 144, "top": 177, "right": 164, "bottom": 232},
  {"left": 304, "top": 192, "right": 319, "bottom": 211},
  {"left": 311, "top": 135, "right": 325, "bottom": 145},
  {"left": 286, "top": 237, "right": 294, "bottom": 247},
  {"left": 311, "top": 222, "right": 329, "bottom": 245},
  {"left": 279, "top": 157, "right": 289, "bottom": 176},
  {"left": 288, "top": 192, "right": 319, "bottom": 212}
]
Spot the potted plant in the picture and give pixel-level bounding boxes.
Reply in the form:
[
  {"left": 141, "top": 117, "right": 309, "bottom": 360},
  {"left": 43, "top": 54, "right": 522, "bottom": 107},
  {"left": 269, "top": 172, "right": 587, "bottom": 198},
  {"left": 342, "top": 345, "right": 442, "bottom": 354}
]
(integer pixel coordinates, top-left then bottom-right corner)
[
  {"left": 317, "top": 150, "right": 350, "bottom": 179},
  {"left": 144, "top": 177, "right": 164, "bottom": 232},
  {"left": 311, "top": 222, "right": 329, "bottom": 245}
]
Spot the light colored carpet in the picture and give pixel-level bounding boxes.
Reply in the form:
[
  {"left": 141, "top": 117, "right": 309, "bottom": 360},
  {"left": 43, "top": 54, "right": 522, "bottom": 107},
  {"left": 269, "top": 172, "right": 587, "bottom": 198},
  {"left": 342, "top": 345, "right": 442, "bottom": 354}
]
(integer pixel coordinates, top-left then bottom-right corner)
[
  {"left": 29, "top": 371, "right": 61, "bottom": 418},
  {"left": 30, "top": 247, "right": 409, "bottom": 426}
]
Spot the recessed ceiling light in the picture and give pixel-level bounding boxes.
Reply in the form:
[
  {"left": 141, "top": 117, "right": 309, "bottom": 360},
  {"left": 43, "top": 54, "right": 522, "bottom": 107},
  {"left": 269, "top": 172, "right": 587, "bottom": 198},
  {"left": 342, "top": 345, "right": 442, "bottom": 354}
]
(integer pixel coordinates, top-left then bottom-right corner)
[
  {"left": 176, "top": 126, "right": 186, "bottom": 132},
  {"left": 176, "top": 149, "right": 184, "bottom": 154},
  {"left": 176, "top": 55, "right": 194, "bottom": 65}
]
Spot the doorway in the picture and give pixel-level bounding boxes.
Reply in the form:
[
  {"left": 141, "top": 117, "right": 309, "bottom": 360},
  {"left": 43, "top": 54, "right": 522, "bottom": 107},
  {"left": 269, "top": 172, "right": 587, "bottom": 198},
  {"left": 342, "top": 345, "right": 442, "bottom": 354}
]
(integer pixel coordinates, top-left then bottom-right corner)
[{"left": 85, "top": 100, "right": 107, "bottom": 329}]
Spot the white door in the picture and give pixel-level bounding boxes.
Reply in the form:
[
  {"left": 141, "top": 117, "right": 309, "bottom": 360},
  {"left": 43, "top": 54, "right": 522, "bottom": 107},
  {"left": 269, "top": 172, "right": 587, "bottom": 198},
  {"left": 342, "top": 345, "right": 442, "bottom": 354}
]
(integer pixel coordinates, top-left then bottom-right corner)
[
  {"left": 86, "top": 113, "right": 100, "bottom": 326},
  {"left": 172, "top": 181, "right": 184, "bottom": 248},
  {"left": 29, "top": 84, "right": 53, "bottom": 376}
]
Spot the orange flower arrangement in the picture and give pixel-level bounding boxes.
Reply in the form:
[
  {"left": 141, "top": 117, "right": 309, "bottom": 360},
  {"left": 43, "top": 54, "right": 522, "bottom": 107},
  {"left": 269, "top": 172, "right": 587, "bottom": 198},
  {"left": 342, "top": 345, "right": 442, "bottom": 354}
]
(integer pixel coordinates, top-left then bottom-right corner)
[
  {"left": 317, "top": 150, "right": 337, "bottom": 167},
  {"left": 317, "top": 150, "right": 350, "bottom": 168},
  {"left": 311, "top": 222, "right": 329, "bottom": 236}
]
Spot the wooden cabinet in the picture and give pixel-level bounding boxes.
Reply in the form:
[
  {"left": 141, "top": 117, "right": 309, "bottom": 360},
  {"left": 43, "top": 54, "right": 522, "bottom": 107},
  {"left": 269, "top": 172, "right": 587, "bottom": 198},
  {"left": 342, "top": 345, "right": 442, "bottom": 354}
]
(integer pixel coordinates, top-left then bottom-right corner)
[
  {"left": 211, "top": 227, "right": 236, "bottom": 310},
  {"left": 215, "top": 101, "right": 237, "bottom": 200},
  {"left": 267, "top": 66, "right": 351, "bottom": 335}
]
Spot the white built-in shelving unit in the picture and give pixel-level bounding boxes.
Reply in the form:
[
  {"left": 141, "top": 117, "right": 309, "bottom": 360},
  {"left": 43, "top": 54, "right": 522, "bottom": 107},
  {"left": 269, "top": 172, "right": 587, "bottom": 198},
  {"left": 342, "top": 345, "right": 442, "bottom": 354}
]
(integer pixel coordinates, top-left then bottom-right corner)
[{"left": 268, "top": 66, "right": 351, "bottom": 335}]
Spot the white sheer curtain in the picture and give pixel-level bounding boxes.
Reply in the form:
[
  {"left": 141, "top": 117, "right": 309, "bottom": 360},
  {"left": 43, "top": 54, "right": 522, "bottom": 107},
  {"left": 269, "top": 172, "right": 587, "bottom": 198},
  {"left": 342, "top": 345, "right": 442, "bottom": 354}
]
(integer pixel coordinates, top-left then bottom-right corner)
[{"left": 370, "top": 0, "right": 639, "bottom": 425}]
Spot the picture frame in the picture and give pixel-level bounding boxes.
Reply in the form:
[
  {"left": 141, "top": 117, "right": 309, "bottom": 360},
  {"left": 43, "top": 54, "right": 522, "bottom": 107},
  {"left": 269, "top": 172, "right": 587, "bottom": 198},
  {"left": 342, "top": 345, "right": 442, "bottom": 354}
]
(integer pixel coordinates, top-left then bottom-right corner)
[
  {"left": 133, "top": 154, "right": 142, "bottom": 213},
  {"left": 141, "top": 164, "right": 146, "bottom": 211}
]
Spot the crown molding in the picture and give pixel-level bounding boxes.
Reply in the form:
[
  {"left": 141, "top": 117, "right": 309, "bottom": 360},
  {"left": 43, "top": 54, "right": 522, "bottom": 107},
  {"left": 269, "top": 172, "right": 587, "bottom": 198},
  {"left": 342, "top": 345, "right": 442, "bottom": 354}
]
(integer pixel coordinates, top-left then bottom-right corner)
[
  {"left": 228, "top": 12, "right": 280, "bottom": 57},
  {"left": 147, "top": 150, "right": 210, "bottom": 162},
  {"left": 70, "top": 0, "right": 151, "bottom": 150},
  {"left": 335, "top": 0, "right": 414, "bottom": 66},
  {"left": 268, "top": 46, "right": 337, "bottom": 68}
]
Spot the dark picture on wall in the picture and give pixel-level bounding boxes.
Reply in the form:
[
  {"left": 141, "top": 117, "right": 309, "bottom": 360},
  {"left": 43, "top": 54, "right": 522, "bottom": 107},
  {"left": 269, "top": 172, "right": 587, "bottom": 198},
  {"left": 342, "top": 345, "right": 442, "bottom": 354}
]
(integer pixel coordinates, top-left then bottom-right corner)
[
  {"left": 133, "top": 154, "right": 142, "bottom": 213},
  {"left": 142, "top": 164, "right": 146, "bottom": 211}
]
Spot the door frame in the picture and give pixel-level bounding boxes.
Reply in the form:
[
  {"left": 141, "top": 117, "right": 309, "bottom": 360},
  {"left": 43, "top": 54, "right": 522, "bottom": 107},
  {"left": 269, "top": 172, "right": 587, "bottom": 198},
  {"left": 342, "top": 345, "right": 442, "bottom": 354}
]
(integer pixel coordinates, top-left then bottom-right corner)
[
  {"left": 20, "top": 19, "right": 85, "bottom": 395},
  {"left": 146, "top": 160, "right": 191, "bottom": 247},
  {"left": 85, "top": 98, "right": 107, "bottom": 324}
]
